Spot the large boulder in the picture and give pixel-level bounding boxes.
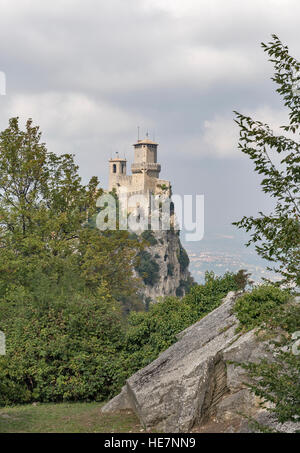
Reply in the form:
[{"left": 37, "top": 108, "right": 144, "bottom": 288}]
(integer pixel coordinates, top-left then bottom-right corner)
[{"left": 101, "top": 292, "right": 296, "bottom": 432}]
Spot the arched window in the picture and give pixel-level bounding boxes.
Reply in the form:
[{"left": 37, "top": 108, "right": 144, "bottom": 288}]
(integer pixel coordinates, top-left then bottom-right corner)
[{"left": 113, "top": 164, "right": 116, "bottom": 173}]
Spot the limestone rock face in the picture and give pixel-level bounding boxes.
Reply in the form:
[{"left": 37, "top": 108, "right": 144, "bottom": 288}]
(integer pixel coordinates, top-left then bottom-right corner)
[
  {"left": 102, "top": 292, "right": 299, "bottom": 433},
  {"left": 138, "top": 229, "right": 192, "bottom": 304}
]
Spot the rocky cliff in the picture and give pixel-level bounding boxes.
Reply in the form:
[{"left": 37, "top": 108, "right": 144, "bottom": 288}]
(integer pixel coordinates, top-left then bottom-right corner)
[
  {"left": 102, "top": 291, "right": 299, "bottom": 433},
  {"left": 135, "top": 229, "right": 193, "bottom": 304}
]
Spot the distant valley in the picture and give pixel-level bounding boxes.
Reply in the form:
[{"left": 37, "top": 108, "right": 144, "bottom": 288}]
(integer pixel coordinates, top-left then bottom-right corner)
[{"left": 183, "top": 232, "right": 279, "bottom": 284}]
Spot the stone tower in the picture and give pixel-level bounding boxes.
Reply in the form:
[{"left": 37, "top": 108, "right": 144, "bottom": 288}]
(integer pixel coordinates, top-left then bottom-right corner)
[
  {"left": 108, "top": 154, "right": 128, "bottom": 192},
  {"left": 106, "top": 135, "right": 193, "bottom": 304},
  {"left": 108, "top": 136, "right": 170, "bottom": 197},
  {"left": 132, "top": 137, "right": 161, "bottom": 179}
]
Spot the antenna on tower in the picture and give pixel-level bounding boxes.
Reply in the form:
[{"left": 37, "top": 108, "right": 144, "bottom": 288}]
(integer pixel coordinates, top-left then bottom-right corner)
[{"left": 137, "top": 126, "right": 140, "bottom": 141}]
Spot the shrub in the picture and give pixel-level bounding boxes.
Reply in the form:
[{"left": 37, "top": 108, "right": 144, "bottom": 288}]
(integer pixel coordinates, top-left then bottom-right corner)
[
  {"left": 0, "top": 285, "right": 125, "bottom": 406},
  {"left": 233, "top": 269, "right": 252, "bottom": 291},
  {"left": 183, "top": 271, "right": 238, "bottom": 317},
  {"left": 167, "top": 263, "right": 174, "bottom": 276},
  {"left": 177, "top": 246, "right": 190, "bottom": 272},
  {"left": 236, "top": 299, "right": 300, "bottom": 431},
  {"left": 135, "top": 251, "right": 160, "bottom": 286},
  {"left": 121, "top": 296, "right": 196, "bottom": 372},
  {"left": 141, "top": 230, "right": 158, "bottom": 246},
  {"left": 176, "top": 276, "right": 195, "bottom": 297},
  {"left": 234, "top": 285, "right": 290, "bottom": 332}
]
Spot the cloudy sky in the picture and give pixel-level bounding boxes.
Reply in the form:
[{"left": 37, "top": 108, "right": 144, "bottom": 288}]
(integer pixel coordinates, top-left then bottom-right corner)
[{"left": 0, "top": 0, "right": 299, "bottom": 256}]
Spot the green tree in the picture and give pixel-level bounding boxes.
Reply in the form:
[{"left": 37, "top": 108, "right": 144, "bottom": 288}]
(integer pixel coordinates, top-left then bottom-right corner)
[
  {"left": 233, "top": 284, "right": 290, "bottom": 332},
  {"left": 233, "top": 35, "right": 300, "bottom": 286},
  {"left": 177, "top": 246, "right": 190, "bottom": 272},
  {"left": 0, "top": 117, "right": 140, "bottom": 307},
  {"left": 233, "top": 269, "right": 252, "bottom": 291},
  {"left": 135, "top": 250, "right": 160, "bottom": 286},
  {"left": 0, "top": 117, "right": 143, "bottom": 404},
  {"left": 234, "top": 290, "right": 300, "bottom": 432},
  {"left": 0, "top": 283, "right": 126, "bottom": 404},
  {"left": 233, "top": 35, "right": 300, "bottom": 432}
]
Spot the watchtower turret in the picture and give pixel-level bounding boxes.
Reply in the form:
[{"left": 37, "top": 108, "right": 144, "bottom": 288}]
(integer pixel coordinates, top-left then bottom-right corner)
[
  {"left": 131, "top": 136, "right": 161, "bottom": 179},
  {"left": 107, "top": 134, "right": 170, "bottom": 197},
  {"left": 108, "top": 154, "right": 127, "bottom": 191}
]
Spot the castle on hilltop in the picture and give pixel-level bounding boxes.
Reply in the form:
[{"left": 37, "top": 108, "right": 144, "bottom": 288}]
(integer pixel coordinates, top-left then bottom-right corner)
[
  {"left": 108, "top": 135, "right": 171, "bottom": 201},
  {"left": 107, "top": 134, "right": 193, "bottom": 303}
]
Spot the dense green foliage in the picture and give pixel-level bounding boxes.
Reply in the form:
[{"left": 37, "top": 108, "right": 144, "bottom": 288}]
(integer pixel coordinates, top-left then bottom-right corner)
[
  {"left": 0, "top": 266, "right": 239, "bottom": 405},
  {"left": 233, "top": 35, "right": 300, "bottom": 286},
  {"left": 233, "top": 36, "right": 300, "bottom": 432},
  {"left": 0, "top": 118, "right": 141, "bottom": 307},
  {"left": 234, "top": 285, "right": 300, "bottom": 431},
  {"left": 234, "top": 269, "right": 252, "bottom": 291},
  {"left": 234, "top": 285, "right": 290, "bottom": 332},
  {"left": 0, "top": 117, "right": 141, "bottom": 405},
  {"left": 176, "top": 277, "right": 194, "bottom": 297},
  {"left": 167, "top": 263, "right": 174, "bottom": 276},
  {"left": 0, "top": 117, "right": 242, "bottom": 406},
  {"left": 245, "top": 349, "right": 300, "bottom": 431},
  {"left": 141, "top": 230, "right": 158, "bottom": 246},
  {"left": 177, "top": 246, "right": 190, "bottom": 272},
  {"left": 0, "top": 285, "right": 125, "bottom": 405},
  {"left": 119, "top": 271, "right": 239, "bottom": 379},
  {"left": 135, "top": 250, "right": 160, "bottom": 286}
]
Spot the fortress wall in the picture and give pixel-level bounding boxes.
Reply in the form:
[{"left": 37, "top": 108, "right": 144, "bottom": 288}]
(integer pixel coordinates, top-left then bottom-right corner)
[{"left": 109, "top": 174, "right": 132, "bottom": 191}]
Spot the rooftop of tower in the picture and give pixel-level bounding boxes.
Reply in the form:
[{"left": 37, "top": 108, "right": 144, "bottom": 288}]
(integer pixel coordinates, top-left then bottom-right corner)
[
  {"left": 109, "top": 157, "right": 127, "bottom": 162},
  {"left": 134, "top": 138, "right": 158, "bottom": 146}
]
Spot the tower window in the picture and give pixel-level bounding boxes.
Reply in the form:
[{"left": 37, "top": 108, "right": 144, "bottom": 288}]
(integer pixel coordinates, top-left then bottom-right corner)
[{"left": 113, "top": 164, "right": 116, "bottom": 173}]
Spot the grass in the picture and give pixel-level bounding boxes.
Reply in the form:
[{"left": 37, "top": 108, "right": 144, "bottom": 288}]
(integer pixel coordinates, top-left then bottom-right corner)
[{"left": 0, "top": 402, "right": 144, "bottom": 433}]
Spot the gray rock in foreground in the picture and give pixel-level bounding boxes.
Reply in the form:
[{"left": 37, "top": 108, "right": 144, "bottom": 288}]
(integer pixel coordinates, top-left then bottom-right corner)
[{"left": 102, "top": 292, "right": 298, "bottom": 433}]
